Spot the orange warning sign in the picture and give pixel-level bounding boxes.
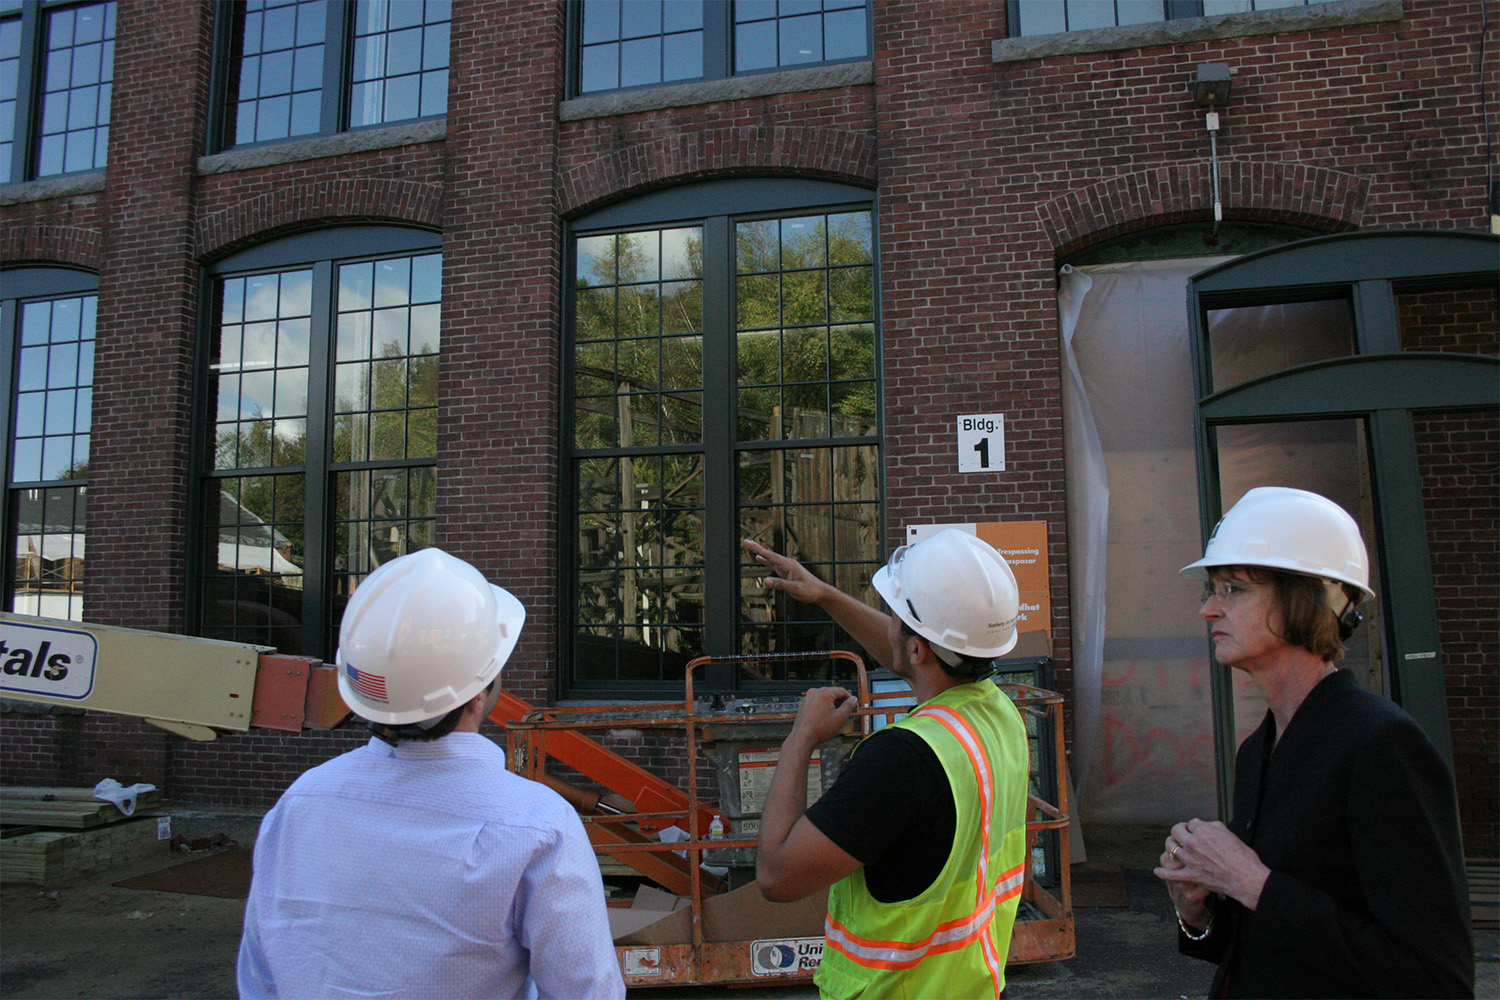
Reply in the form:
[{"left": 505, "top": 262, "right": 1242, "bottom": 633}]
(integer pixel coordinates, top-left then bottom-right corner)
[{"left": 906, "top": 522, "right": 1050, "bottom": 648}]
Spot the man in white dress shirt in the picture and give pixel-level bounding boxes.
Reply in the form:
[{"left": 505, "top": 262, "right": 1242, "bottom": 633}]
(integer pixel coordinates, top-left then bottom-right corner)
[{"left": 237, "top": 548, "right": 625, "bottom": 1000}]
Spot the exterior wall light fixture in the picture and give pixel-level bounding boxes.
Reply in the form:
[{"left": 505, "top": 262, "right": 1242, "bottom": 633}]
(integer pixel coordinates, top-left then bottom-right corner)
[{"left": 1192, "top": 63, "right": 1234, "bottom": 235}]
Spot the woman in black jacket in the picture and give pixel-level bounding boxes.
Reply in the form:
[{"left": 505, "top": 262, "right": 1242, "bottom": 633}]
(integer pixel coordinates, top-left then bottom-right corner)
[{"left": 1156, "top": 487, "right": 1473, "bottom": 999}]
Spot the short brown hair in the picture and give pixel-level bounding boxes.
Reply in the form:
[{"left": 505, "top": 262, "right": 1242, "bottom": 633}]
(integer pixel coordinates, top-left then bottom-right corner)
[
  {"left": 897, "top": 619, "right": 997, "bottom": 680},
  {"left": 1230, "top": 566, "right": 1345, "bottom": 662}
]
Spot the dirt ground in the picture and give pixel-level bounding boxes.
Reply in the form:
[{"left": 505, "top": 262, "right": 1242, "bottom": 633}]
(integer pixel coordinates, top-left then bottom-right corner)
[{"left": 3, "top": 815, "right": 1494, "bottom": 1000}]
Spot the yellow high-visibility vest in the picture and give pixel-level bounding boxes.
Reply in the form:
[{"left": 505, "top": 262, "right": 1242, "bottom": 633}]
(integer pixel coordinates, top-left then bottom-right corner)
[{"left": 814, "top": 679, "right": 1030, "bottom": 1000}]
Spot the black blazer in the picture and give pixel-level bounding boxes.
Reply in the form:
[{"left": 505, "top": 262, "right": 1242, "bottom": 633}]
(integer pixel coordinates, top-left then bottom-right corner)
[{"left": 1181, "top": 669, "right": 1474, "bottom": 998}]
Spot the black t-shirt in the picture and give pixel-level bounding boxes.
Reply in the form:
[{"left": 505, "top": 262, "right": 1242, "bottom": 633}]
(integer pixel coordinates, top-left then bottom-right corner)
[{"left": 803, "top": 726, "right": 957, "bottom": 903}]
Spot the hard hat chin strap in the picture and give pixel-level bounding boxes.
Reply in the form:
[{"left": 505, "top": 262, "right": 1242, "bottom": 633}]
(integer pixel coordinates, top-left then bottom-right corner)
[
  {"left": 930, "top": 643, "right": 965, "bottom": 670},
  {"left": 366, "top": 710, "right": 452, "bottom": 746},
  {"left": 1324, "top": 579, "right": 1366, "bottom": 641},
  {"left": 1337, "top": 606, "right": 1365, "bottom": 641},
  {"left": 367, "top": 720, "right": 407, "bottom": 746}
]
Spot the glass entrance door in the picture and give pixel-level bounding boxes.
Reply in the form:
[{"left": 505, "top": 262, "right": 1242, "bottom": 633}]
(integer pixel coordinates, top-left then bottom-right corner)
[{"left": 1185, "top": 231, "right": 1498, "bottom": 819}]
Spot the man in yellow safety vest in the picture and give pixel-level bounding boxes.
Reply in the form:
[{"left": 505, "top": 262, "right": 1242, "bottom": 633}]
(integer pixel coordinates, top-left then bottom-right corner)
[{"left": 746, "top": 529, "right": 1031, "bottom": 999}]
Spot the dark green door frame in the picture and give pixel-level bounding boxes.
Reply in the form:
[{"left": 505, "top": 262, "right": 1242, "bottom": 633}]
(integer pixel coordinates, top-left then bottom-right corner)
[{"left": 1185, "top": 230, "right": 1500, "bottom": 818}]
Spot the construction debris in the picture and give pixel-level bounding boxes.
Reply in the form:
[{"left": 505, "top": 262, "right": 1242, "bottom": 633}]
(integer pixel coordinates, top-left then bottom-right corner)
[
  {"left": 1, "top": 785, "right": 167, "bottom": 828},
  {"left": 1, "top": 786, "right": 170, "bottom": 887}
]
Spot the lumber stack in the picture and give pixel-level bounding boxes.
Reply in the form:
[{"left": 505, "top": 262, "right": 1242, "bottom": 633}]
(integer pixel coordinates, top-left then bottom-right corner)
[
  {"left": 1, "top": 786, "right": 169, "bottom": 887},
  {"left": 1, "top": 785, "right": 166, "bottom": 828}
]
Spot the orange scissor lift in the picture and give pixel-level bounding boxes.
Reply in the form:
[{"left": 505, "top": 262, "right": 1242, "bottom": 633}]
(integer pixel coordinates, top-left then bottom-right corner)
[{"left": 498, "top": 651, "right": 1074, "bottom": 990}]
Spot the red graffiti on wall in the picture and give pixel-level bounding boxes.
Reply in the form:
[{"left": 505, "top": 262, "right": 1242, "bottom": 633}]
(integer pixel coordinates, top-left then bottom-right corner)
[{"left": 1095, "top": 658, "right": 1216, "bottom": 788}]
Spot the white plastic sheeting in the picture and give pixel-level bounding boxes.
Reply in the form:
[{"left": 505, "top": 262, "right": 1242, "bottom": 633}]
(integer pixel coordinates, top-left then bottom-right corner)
[
  {"left": 1060, "top": 258, "right": 1384, "bottom": 825},
  {"left": 1059, "top": 257, "right": 1232, "bottom": 825}
]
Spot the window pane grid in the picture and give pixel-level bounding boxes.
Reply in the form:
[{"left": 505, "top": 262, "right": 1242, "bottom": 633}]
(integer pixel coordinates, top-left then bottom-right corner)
[
  {"left": 733, "top": 0, "right": 868, "bottom": 74},
  {"left": 223, "top": 0, "right": 447, "bottom": 149},
  {"left": 1012, "top": 0, "right": 1311, "bottom": 37},
  {"left": 735, "top": 210, "right": 875, "bottom": 443},
  {"left": 201, "top": 472, "right": 306, "bottom": 651},
  {"left": 34, "top": 0, "right": 114, "bottom": 177},
  {"left": 575, "top": 450, "right": 707, "bottom": 682},
  {"left": 348, "top": 0, "right": 450, "bottom": 127},
  {"left": 731, "top": 208, "right": 876, "bottom": 668},
  {"left": 203, "top": 244, "right": 440, "bottom": 656},
  {"left": 231, "top": 0, "right": 324, "bottom": 145},
  {"left": 333, "top": 252, "right": 441, "bottom": 463},
  {"left": 573, "top": 228, "right": 705, "bottom": 452},
  {"left": 577, "top": 1, "right": 866, "bottom": 95},
  {"left": 10, "top": 484, "right": 86, "bottom": 621},
  {"left": 328, "top": 463, "right": 435, "bottom": 651},
  {"left": 579, "top": 0, "right": 704, "bottom": 93},
  {"left": 569, "top": 202, "right": 877, "bottom": 687},
  {"left": 1, "top": 12, "right": 23, "bottom": 183},
  {"left": 12, "top": 295, "right": 95, "bottom": 485},
  {"left": 213, "top": 269, "right": 313, "bottom": 472}
]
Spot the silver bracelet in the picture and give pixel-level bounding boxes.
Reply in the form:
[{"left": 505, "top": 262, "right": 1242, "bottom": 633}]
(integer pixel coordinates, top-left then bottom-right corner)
[{"left": 1177, "top": 911, "right": 1212, "bottom": 941}]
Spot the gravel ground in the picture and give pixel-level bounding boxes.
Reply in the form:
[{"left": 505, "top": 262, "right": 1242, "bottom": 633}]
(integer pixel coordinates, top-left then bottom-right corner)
[{"left": 3, "top": 817, "right": 1493, "bottom": 1000}]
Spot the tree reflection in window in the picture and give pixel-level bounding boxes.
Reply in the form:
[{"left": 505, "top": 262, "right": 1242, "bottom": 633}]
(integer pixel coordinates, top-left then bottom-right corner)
[
  {"left": 569, "top": 205, "right": 879, "bottom": 688},
  {"left": 202, "top": 248, "right": 439, "bottom": 655},
  {"left": 8, "top": 290, "right": 95, "bottom": 622}
]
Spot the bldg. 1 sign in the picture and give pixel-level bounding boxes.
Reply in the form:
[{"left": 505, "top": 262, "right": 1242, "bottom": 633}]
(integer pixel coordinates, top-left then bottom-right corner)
[{"left": 956, "top": 414, "right": 1005, "bottom": 472}]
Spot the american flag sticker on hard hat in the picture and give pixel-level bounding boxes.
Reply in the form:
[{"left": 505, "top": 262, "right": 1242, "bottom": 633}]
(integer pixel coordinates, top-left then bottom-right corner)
[{"left": 347, "top": 666, "right": 388, "bottom": 702}]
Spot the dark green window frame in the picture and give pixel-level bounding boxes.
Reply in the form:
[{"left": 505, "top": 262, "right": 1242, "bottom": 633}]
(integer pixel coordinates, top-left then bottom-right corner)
[
  {"left": 1186, "top": 229, "right": 1500, "bottom": 811},
  {"left": 0, "top": 266, "right": 95, "bottom": 621},
  {"left": 564, "top": 178, "right": 882, "bottom": 697},
  {"left": 569, "top": 0, "right": 871, "bottom": 97},
  {"left": 193, "top": 226, "right": 441, "bottom": 659},
  {"left": 210, "top": 0, "right": 450, "bottom": 152},
  {"left": 1, "top": 0, "right": 116, "bottom": 183}
]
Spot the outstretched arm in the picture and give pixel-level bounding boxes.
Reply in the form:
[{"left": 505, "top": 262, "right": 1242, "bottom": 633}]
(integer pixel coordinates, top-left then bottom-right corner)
[{"left": 743, "top": 538, "right": 894, "bottom": 669}]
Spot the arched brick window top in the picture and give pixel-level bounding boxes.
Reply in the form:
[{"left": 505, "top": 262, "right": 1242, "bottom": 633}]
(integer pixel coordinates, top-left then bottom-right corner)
[
  {"left": 560, "top": 126, "right": 877, "bottom": 219},
  {"left": 195, "top": 179, "right": 444, "bottom": 262},
  {"left": 1040, "top": 162, "right": 1367, "bottom": 254}
]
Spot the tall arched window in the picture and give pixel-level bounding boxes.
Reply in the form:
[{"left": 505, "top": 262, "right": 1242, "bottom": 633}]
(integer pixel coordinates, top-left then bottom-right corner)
[
  {"left": 565, "top": 179, "right": 880, "bottom": 694},
  {"left": 196, "top": 227, "right": 441, "bottom": 656}
]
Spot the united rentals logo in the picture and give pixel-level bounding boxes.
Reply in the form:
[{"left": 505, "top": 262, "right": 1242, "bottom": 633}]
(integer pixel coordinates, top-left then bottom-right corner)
[
  {"left": 0, "top": 619, "right": 97, "bottom": 701},
  {"left": 751, "top": 936, "right": 823, "bottom": 976}
]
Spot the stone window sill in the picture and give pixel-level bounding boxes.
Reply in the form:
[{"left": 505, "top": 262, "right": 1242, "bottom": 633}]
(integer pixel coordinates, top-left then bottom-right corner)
[
  {"left": 196, "top": 118, "right": 447, "bottom": 176},
  {"left": 991, "top": 0, "right": 1401, "bottom": 64},
  {"left": 560, "top": 61, "right": 874, "bottom": 122},
  {"left": 1, "top": 171, "right": 105, "bottom": 206}
]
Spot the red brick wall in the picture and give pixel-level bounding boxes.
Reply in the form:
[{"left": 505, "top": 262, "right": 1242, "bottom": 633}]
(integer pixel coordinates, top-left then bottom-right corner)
[
  {"left": 1, "top": 0, "right": 1492, "bottom": 813},
  {"left": 3, "top": 711, "right": 167, "bottom": 790},
  {"left": 85, "top": 0, "right": 214, "bottom": 635},
  {"left": 1403, "top": 287, "right": 1499, "bottom": 857},
  {"left": 434, "top": 0, "right": 568, "bottom": 707}
]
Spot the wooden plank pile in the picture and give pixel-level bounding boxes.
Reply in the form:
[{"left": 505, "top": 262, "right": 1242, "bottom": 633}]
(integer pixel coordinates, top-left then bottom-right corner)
[{"left": 1, "top": 786, "right": 170, "bottom": 887}]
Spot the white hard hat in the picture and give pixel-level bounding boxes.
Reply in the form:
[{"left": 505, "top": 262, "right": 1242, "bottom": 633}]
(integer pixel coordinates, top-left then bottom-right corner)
[
  {"left": 1180, "top": 487, "right": 1375, "bottom": 603},
  {"left": 335, "top": 548, "right": 526, "bottom": 726},
  {"left": 872, "top": 529, "right": 1021, "bottom": 660}
]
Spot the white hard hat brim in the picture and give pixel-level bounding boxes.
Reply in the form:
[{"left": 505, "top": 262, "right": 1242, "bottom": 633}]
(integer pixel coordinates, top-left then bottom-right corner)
[{"left": 1179, "top": 553, "right": 1376, "bottom": 602}]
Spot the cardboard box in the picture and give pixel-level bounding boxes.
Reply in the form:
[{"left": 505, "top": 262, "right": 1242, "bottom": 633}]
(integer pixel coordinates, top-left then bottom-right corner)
[{"left": 610, "top": 882, "right": 828, "bottom": 946}]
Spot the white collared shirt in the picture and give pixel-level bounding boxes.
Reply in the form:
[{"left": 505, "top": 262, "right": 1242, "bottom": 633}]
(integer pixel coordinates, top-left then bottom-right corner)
[{"left": 238, "top": 732, "right": 624, "bottom": 999}]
